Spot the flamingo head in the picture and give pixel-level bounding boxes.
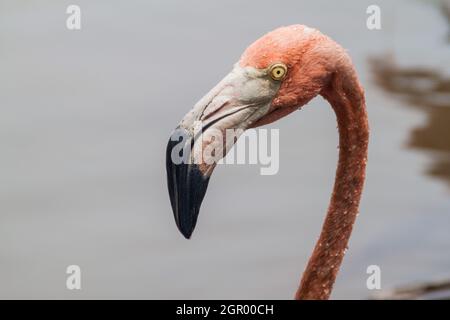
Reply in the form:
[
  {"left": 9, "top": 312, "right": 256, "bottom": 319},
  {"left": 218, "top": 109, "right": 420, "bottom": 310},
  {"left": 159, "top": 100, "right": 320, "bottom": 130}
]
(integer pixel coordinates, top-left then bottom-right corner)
[{"left": 167, "top": 25, "right": 338, "bottom": 238}]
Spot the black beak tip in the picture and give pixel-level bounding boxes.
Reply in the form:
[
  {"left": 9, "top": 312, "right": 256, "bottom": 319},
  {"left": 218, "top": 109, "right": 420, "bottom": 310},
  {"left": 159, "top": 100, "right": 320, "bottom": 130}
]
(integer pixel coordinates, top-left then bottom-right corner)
[
  {"left": 179, "top": 225, "right": 193, "bottom": 239},
  {"left": 166, "top": 128, "right": 211, "bottom": 239}
]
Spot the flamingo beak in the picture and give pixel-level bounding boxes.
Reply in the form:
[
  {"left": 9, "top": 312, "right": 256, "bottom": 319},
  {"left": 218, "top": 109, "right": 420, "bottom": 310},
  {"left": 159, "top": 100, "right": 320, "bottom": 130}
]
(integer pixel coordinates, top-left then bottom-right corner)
[{"left": 166, "top": 64, "right": 282, "bottom": 238}]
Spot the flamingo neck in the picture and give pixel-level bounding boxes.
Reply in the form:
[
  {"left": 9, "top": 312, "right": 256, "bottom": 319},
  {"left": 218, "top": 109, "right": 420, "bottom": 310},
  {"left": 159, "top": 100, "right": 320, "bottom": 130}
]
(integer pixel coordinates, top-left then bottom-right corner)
[{"left": 295, "top": 69, "right": 369, "bottom": 300}]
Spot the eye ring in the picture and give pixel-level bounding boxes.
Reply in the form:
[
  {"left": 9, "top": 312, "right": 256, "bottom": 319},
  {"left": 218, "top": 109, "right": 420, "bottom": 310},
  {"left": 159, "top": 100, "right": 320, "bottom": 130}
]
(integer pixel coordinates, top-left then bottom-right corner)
[{"left": 269, "top": 63, "right": 287, "bottom": 81}]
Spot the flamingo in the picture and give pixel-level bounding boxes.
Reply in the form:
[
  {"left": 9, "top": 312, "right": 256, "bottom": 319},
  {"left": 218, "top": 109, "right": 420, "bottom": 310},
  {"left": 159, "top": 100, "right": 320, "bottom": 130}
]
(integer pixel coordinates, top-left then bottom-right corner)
[{"left": 166, "top": 25, "right": 369, "bottom": 300}]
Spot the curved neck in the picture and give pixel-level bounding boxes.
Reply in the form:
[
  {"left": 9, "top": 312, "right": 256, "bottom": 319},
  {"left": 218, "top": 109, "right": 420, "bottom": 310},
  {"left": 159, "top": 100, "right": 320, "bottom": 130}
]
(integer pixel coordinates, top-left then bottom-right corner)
[{"left": 295, "top": 70, "right": 369, "bottom": 300}]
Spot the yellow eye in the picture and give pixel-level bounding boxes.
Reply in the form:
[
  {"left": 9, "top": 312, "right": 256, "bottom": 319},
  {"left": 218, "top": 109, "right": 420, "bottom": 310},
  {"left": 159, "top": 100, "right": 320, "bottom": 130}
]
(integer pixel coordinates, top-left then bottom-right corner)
[{"left": 269, "top": 63, "right": 287, "bottom": 81}]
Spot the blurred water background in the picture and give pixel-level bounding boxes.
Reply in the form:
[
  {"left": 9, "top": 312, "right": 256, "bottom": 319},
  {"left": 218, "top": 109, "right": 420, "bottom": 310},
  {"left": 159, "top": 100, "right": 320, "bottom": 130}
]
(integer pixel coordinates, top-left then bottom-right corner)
[{"left": 0, "top": 0, "right": 449, "bottom": 299}]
